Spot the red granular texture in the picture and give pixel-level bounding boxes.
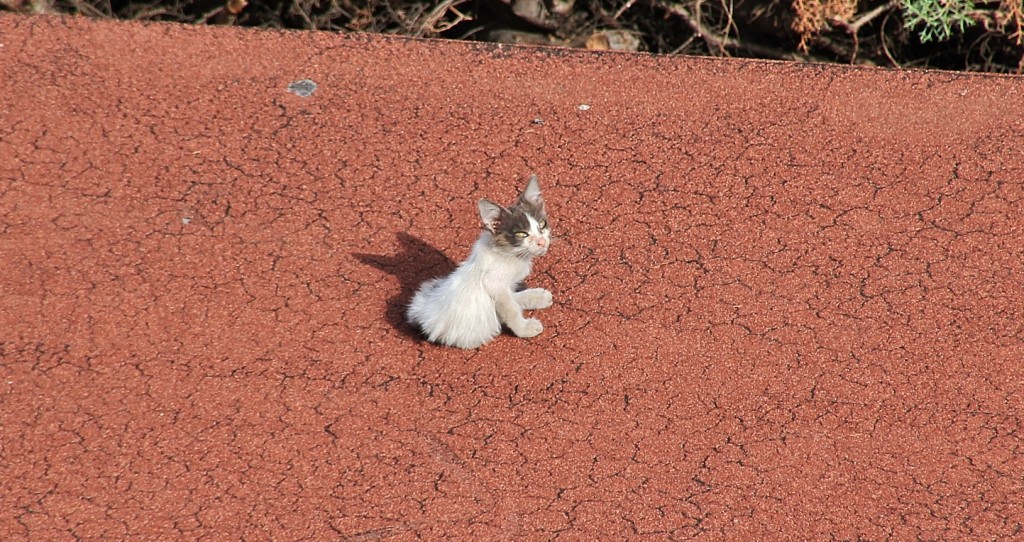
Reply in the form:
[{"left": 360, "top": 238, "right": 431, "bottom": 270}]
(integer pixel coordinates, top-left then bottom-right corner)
[{"left": 1, "top": 13, "right": 1023, "bottom": 540}]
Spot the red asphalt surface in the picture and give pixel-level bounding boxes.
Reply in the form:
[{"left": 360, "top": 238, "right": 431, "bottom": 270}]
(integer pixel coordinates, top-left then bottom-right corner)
[{"left": 3, "top": 13, "right": 1024, "bottom": 540}]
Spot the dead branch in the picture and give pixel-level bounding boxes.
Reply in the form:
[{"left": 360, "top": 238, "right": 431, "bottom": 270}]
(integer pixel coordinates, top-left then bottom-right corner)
[
  {"left": 655, "top": 0, "right": 809, "bottom": 61},
  {"left": 834, "top": 0, "right": 899, "bottom": 34},
  {"left": 419, "top": 0, "right": 473, "bottom": 35}
]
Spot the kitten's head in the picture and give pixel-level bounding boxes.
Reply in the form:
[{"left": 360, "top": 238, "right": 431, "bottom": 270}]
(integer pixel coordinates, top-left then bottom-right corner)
[{"left": 478, "top": 174, "right": 551, "bottom": 258}]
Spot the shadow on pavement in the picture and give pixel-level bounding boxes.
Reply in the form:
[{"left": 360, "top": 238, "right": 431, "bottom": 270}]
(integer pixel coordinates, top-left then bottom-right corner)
[{"left": 353, "top": 233, "right": 456, "bottom": 339}]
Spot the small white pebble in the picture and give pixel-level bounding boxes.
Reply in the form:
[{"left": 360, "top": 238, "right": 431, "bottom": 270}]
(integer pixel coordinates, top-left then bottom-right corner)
[{"left": 577, "top": 104, "right": 591, "bottom": 111}]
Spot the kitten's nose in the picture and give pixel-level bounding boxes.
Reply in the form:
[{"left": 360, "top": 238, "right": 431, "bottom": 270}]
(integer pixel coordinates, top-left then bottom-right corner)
[{"left": 536, "top": 237, "right": 547, "bottom": 247}]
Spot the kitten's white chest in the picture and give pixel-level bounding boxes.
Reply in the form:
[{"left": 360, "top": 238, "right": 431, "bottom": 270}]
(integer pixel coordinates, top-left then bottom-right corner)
[{"left": 476, "top": 242, "right": 531, "bottom": 286}]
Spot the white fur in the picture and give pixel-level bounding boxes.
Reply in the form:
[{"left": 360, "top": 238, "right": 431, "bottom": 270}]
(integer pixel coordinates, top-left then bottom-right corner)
[
  {"left": 407, "top": 229, "right": 551, "bottom": 349},
  {"left": 407, "top": 177, "right": 552, "bottom": 349},
  {"left": 407, "top": 234, "right": 521, "bottom": 348}
]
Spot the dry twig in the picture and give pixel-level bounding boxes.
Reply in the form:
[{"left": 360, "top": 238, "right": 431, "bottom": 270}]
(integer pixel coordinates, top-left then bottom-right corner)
[
  {"left": 613, "top": 0, "right": 639, "bottom": 20},
  {"left": 839, "top": 0, "right": 899, "bottom": 34},
  {"left": 419, "top": 0, "right": 472, "bottom": 34},
  {"left": 656, "top": 0, "right": 809, "bottom": 61}
]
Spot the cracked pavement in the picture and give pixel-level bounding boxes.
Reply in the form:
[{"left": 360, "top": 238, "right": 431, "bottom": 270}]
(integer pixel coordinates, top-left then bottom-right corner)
[{"left": 2, "top": 13, "right": 1023, "bottom": 540}]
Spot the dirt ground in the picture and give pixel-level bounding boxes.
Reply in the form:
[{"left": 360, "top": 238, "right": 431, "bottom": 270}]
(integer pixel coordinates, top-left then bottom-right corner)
[
  {"left": 4, "top": 0, "right": 1024, "bottom": 72},
  {"left": 2, "top": 12, "right": 1024, "bottom": 540}
]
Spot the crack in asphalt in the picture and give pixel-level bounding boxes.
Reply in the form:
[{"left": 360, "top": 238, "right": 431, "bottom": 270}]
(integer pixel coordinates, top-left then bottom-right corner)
[{"left": 2, "top": 13, "right": 1024, "bottom": 541}]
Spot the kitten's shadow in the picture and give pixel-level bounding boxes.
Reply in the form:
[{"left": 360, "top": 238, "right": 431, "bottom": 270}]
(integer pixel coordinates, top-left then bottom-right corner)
[{"left": 353, "top": 233, "right": 456, "bottom": 338}]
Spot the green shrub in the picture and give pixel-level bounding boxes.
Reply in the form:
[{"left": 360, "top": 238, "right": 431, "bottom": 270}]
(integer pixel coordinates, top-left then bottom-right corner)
[{"left": 900, "top": 0, "right": 977, "bottom": 42}]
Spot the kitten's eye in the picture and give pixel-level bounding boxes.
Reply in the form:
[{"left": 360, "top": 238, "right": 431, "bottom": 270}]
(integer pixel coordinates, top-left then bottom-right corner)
[
  {"left": 514, "top": 231, "right": 528, "bottom": 239},
  {"left": 539, "top": 220, "right": 548, "bottom": 230}
]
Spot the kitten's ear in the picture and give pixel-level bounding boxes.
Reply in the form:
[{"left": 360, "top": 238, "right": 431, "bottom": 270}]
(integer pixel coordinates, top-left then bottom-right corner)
[
  {"left": 478, "top": 199, "right": 505, "bottom": 233},
  {"left": 519, "top": 174, "right": 545, "bottom": 211}
]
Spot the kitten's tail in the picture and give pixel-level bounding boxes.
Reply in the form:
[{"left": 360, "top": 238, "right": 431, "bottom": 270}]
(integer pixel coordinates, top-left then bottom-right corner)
[{"left": 406, "top": 277, "right": 442, "bottom": 325}]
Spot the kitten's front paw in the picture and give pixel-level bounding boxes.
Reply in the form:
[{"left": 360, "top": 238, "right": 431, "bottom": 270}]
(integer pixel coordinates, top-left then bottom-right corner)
[
  {"left": 516, "top": 288, "right": 553, "bottom": 310},
  {"left": 512, "top": 318, "right": 544, "bottom": 338}
]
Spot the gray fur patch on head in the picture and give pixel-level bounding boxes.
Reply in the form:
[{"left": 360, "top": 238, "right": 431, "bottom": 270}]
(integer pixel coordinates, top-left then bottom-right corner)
[
  {"left": 477, "top": 175, "right": 551, "bottom": 255},
  {"left": 491, "top": 206, "right": 537, "bottom": 248}
]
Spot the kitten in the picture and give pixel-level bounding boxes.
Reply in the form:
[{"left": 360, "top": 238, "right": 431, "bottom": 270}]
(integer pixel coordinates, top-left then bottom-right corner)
[{"left": 407, "top": 175, "right": 553, "bottom": 349}]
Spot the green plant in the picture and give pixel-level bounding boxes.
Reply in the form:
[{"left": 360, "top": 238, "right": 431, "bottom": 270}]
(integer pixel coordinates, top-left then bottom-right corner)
[{"left": 900, "top": 0, "right": 977, "bottom": 42}]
